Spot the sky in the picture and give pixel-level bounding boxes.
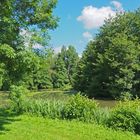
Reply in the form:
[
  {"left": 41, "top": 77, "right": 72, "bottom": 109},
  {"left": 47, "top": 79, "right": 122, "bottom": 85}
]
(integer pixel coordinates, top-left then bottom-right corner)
[{"left": 49, "top": 0, "right": 140, "bottom": 55}]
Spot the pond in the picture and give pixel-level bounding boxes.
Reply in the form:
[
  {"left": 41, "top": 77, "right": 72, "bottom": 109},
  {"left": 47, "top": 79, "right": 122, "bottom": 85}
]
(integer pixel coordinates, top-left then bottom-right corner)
[
  {"left": 0, "top": 90, "right": 119, "bottom": 108},
  {"left": 31, "top": 91, "right": 119, "bottom": 108},
  {"left": 96, "top": 100, "right": 118, "bottom": 108}
]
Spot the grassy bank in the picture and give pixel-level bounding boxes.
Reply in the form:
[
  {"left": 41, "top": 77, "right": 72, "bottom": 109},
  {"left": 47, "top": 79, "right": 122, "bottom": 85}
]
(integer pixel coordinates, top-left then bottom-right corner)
[
  {"left": 0, "top": 114, "right": 140, "bottom": 140},
  {"left": 1, "top": 89, "right": 140, "bottom": 139}
]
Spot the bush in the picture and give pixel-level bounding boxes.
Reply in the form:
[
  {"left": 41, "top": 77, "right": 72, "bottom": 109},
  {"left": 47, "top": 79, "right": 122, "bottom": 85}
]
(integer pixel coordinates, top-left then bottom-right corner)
[
  {"left": 106, "top": 99, "right": 140, "bottom": 134},
  {"left": 62, "top": 93, "right": 103, "bottom": 123},
  {"left": 119, "top": 92, "right": 133, "bottom": 101},
  {"left": 9, "top": 85, "right": 28, "bottom": 113}
]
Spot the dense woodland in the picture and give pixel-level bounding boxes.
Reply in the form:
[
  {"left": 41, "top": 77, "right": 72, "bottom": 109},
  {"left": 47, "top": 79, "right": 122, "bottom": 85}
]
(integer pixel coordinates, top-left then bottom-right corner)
[{"left": 0, "top": 0, "right": 140, "bottom": 99}]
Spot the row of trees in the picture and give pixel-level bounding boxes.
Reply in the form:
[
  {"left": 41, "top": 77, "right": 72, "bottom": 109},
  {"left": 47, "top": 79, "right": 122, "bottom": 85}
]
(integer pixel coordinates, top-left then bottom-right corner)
[
  {"left": 74, "top": 9, "right": 140, "bottom": 98},
  {"left": 1, "top": 1, "right": 140, "bottom": 99},
  {"left": 30, "top": 46, "right": 79, "bottom": 90},
  {"left": 0, "top": 44, "right": 79, "bottom": 90}
]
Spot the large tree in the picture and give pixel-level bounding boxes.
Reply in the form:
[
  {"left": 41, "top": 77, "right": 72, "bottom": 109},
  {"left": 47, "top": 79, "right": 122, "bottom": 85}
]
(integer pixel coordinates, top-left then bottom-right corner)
[
  {"left": 0, "top": 0, "right": 58, "bottom": 90},
  {"left": 53, "top": 46, "right": 79, "bottom": 88},
  {"left": 74, "top": 9, "right": 140, "bottom": 98}
]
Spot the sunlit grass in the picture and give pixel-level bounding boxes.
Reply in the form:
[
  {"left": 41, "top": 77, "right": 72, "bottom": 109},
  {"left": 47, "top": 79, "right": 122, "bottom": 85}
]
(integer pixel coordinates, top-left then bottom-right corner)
[{"left": 0, "top": 115, "right": 140, "bottom": 140}]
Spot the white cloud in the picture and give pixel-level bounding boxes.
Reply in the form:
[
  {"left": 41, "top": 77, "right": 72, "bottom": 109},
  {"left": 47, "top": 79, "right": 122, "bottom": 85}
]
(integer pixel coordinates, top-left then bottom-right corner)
[
  {"left": 83, "top": 31, "right": 92, "bottom": 40},
  {"left": 77, "top": 5, "right": 116, "bottom": 29},
  {"left": 111, "top": 1, "right": 123, "bottom": 11}
]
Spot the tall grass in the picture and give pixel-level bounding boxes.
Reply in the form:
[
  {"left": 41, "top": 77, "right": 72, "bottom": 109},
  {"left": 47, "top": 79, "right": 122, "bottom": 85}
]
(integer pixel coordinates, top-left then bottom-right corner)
[
  {"left": 17, "top": 94, "right": 109, "bottom": 125},
  {"left": 22, "top": 99, "right": 65, "bottom": 119}
]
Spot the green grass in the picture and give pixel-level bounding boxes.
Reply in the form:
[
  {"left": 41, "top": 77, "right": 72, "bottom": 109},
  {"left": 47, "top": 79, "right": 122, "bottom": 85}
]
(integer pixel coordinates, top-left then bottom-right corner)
[
  {"left": 0, "top": 114, "right": 140, "bottom": 140},
  {"left": 0, "top": 91, "right": 140, "bottom": 139}
]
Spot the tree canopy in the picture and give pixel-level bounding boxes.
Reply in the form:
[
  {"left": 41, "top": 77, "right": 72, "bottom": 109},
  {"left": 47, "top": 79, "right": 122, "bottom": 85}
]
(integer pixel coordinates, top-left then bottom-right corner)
[
  {"left": 0, "top": 0, "right": 58, "bottom": 90},
  {"left": 74, "top": 9, "right": 140, "bottom": 98}
]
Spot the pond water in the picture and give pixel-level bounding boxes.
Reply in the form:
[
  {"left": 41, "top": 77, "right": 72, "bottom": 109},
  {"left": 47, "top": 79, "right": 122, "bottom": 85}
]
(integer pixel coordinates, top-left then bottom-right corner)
[
  {"left": 0, "top": 90, "right": 118, "bottom": 108},
  {"left": 96, "top": 100, "right": 118, "bottom": 108},
  {"left": 32, "top": 91, "right": 119, "bottom": 108}
]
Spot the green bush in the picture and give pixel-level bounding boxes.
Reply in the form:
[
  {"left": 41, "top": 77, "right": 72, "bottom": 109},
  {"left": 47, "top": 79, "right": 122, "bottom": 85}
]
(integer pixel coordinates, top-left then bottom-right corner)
[
  {"left": 119, "top": 92, "right": 133, "bottom": 101},
  {"left": 106, "top": 99, "right": 140, "bottom": 134},
  {"left": 62, "top": 93, "right": 104, "bottom": 123},
  {"left": 9, "top": 85, "right": 28, "bottom": 113}
]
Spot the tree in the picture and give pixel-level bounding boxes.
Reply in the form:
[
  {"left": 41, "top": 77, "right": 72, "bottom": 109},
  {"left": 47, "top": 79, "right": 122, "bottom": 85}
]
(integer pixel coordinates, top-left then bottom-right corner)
[
  {"left": 0, "top": 0, "right": 58, "bottom": 90},
  {"left": 65, "top": 46, "right": 79, "bottom": 85},
  {"left": 32, "top": 48, "right": 54, "bottom": 89},
  {"left": 0, "top": 0, "right": 58, "bottom": 48},
  {"left": 53, "top": 49, "right": 69, "bottom": 88},
  {"left": 53, "top": 46, "right": 79, "bottom": 88},
  {"left": 75, "top": 9, "right": 140, "bottom": 98}
]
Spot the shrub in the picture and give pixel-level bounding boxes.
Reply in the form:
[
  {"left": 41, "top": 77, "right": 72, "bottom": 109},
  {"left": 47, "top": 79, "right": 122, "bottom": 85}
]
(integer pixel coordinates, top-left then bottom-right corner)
[
  {"left": 119, "top": 92, "right": 133, "bottom": 101},
  {"left": 106, "top": 99, "right": 140, "bottom": 134},
  {"left": 62, "top": 93, "right": 102, "bottom": 123},
  {"left": 9, "top": 85, "right": 28, "bottom": 113}
]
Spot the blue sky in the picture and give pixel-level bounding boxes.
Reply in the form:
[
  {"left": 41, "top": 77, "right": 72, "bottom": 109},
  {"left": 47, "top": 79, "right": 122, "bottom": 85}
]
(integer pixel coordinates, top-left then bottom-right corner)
[{"left": 49, "top": 0, "right": 140, "bottom": 55}]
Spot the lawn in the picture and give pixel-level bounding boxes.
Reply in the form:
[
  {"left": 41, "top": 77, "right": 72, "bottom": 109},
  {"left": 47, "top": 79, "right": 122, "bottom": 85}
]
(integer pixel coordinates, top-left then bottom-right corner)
[{"left": 0, "top": 113, "right": 140, "bottom": 140}]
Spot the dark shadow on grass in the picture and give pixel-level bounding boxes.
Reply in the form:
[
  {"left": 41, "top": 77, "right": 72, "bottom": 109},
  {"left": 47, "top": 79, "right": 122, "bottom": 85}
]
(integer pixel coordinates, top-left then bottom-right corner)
[{"left": 0, "top": 108, "right": 20, "bottom": 135}]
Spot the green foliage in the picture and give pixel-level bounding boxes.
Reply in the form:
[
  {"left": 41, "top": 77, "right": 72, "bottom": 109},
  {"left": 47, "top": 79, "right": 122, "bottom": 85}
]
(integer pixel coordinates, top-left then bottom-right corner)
[
  {"left": 53, "top": 46, "right": 79, "bottom": 88},
  {"left": 119, "top": 92, "right": 133, "bottom": 101},
  {"left": 62, "top": 93, "right": 106, "bottom": 123},
  {"left": 0, "top": 0, "right": 79, "bottom": 91},
  {"left": 27, "top": 48, "right": 54, "bottom": 90},
  {"left": 0, "top": 64, "right": 5, "bottom": 89},
  {"left": 0, "top": 0, "right": 58, "bottom": 90},
  {"left": 9, "top": 85, "right": 28, "bottom": 113},
  {"left": 107, "top": 99, "right": 140, "bottom": 134},
  {"left": 65, "top": 46, "right": 79, "bottom": 85},
  {"left": 22, "top": 99, "right": 64, "bottom": 119},
  {"left": 12, "top": 93, "right": 107, "bottom": 124},
  {"left": 0, "top": 0, "right": 58, "bottom": 48},
  {"left": 53, "top": 52, "right": 69, "bottom": 88},
  {"left": 3, "top": 89, "right": 140, "bottom": 135},
  {"left": 74, "top": 9, "right": 140, "bottom": 98}
]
